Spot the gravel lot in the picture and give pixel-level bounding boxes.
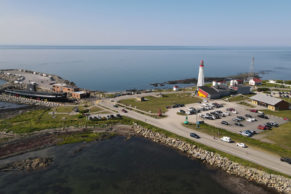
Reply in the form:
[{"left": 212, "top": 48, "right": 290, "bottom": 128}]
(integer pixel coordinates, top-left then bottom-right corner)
[{"left": 176, "top": 100, "right": 288, "bottom": 136}]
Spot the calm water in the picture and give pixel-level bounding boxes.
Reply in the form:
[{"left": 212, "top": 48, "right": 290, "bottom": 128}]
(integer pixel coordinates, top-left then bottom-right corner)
[
  {"left": 0, "top": 136, "right": 276, "bottom": 194},
  {"left": 0, "top": 46, "right": 290, "bottom": 91}
]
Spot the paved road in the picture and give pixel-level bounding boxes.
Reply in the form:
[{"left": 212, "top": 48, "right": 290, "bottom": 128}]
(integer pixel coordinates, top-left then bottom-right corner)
[{"left": 100, "top": 99, "right": 291, "bottom": 176}]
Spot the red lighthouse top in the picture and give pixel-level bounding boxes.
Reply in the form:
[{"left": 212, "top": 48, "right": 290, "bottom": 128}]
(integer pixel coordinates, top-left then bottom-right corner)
[{"left": 200, "top": 60, "right": 204, "bottom": 67}]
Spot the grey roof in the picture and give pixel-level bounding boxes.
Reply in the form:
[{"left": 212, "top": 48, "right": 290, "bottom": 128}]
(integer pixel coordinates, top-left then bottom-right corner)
[{"left": 250, "top": 94, "right": 283, "bottom": 106}]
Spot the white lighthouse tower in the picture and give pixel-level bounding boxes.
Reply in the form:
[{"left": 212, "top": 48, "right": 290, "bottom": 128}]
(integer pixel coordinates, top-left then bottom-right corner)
[{"left": 197, "top": 60, "right": 205, "bottom": 87}]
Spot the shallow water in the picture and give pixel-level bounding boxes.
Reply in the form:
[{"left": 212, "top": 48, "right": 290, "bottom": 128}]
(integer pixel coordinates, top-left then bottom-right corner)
[{"left": 0, "top": 136, "right": 276, "bottom": 194}]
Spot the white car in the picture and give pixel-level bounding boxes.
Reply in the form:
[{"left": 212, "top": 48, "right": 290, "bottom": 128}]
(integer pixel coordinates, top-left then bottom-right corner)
[
  {"left": 236, "top": 143, "right": 247, "bottom": 148},
  {"left": 223, "top": 112, "right": 230, "bottom": 116},
  {"left": 232, "top": 110, "right": 238, "bottom": 114},
  {"left": 220, "top": 136, "right": 232, "bottom": 143},
  {"left": 246, "top": 117, "right": 256, "bottom": 122}
]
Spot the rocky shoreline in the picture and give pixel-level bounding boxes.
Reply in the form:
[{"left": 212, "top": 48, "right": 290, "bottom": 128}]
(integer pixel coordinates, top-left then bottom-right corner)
[
  {"left": 132, "top": 123, "right": 291, "bottom": 194},
  {"left": 0, "top": 157, "right": 53, "bottom": 172}
]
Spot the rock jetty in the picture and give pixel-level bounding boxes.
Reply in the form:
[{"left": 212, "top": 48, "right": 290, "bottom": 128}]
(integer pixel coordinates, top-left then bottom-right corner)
[{"left": 132, "top": 123, "right": 291, "bottom": 194}]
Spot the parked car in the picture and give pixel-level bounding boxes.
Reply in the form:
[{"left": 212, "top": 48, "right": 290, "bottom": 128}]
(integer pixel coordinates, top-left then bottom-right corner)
[
  {"left": 232, "top": 110, "right": 238, "bottom": 114},
  {"left": 250, "top": 109, "right": 258, "bottom": 113},
  {"left": 245, "top": 114, "right": 252, "bottom": 118},
  {"left": 269, "top": 121, "right": 279, "bottom": 127},
  {"left": 121, "top": 109, "right": 128, "bottom": 113},
  {"left": 235, "top": 122, "right": 243, "bottom": 127},
  {"left": 257, "top": 125, "right": 269, "bottom": 130},
  {"left": 221, "top": 121, "right": 229, "bottom": 125},
  {"left": 237, "top": 116, "right": 245, "bottom": 120},
  {"left": 190, "top": 133, "right": 200, "bottom": 139},
  {"left": 113, "top": 104, "right": 118, "bottom": 108},
  {"left": 220, "top": 136, "right": 232, "bottom": 143},
  {"left": 240, "top": 130, "right": 256, "bottom": 137},
  {"left": 236, "top": 143, "right": 247, "bottom": 148},
  {"left": 246, "top": 117, "right": 256, "bottom": 122},
  {"left": 258, "top": 114, "right": 269, "bottom": 119},
  {"left": 280, "top": 157, "right": 291, "bottom": 164},
  {"left": 179, "top": 109, "right": 186, "bottom": 114}
]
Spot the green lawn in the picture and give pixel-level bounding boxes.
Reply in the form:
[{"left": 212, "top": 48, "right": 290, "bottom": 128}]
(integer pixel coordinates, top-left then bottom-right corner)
[
  {"left": 184, "top": 123, "right": 291, "bottom": 158},
  {"left": 227, "top": 95, "right": 248, "bottom": 102},
  {"left": 0, "top": 108, "right": 124, "bottom": 134},
  {"left": 261, "top": 110, "right": 291, "bottom": 150},
  {"left": 118, "top": 93, "right": 201, "bottom": 114}
]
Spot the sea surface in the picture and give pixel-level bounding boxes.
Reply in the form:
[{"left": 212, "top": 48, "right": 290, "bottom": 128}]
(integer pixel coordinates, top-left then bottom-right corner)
[
  {"left": 0, "top": 136, "right": 276, "bottom": 194},
  {"left": 0, "top": 46, "right": 290, "bottom": 91}
]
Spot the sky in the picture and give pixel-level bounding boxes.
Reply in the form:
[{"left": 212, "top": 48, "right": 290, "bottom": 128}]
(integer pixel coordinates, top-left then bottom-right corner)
[{"left": 0, "top": 0, "right": 290, "bottom": 46}]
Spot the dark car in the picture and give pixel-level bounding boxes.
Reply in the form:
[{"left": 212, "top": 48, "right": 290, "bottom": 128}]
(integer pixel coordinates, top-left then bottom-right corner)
[
  {"left": 221, "top": 121, "right": 229, "bottom": 125},
  {"left": 280, "top": 157, "right": 291, "bottom": 164},
  {"left": 245, "top": 114, "right": 252, "bottom": 118},
  {"left": 190, "top": 133, "right": 200, "bottom": 139},
  {"left": 237, "top": 116, "right": 245, "bottom": 120},
  {"left": 258, "top": 114, "right": 269, "bottom": 119},
  {"left": 121, "top": 109, "right": 128, "bottom": 113},
  {"left": 235, "top": 122, "right": 243, "bottom": 127}
]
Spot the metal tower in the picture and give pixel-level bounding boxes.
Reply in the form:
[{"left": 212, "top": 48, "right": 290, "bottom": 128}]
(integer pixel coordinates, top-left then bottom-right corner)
[{"left": 197, "top": 60, "right": 205, "bottom": 87}]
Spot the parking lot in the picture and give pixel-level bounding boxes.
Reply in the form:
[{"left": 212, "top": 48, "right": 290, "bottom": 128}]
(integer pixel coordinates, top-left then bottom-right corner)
[{"left": 174, "top": 100, "right": 288, "bottom": 137}]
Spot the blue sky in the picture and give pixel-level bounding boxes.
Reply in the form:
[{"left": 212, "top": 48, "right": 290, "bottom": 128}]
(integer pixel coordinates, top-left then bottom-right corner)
[{"left": 0, "top": 0, "right": 290, "bottom": 46}]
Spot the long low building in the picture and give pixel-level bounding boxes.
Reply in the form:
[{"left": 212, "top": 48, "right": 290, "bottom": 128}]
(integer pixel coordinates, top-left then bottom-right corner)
[
  {"left": 4, "top": 89, "right": 67, "bottom": 102},
  {"left": 250, "top": 93, "right": 290, "bottom": 111}
]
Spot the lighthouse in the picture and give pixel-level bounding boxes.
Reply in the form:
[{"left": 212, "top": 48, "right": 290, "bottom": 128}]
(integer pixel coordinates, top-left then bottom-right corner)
[{"left": 197, "top": 60, "right": 205, "bottom": 87}]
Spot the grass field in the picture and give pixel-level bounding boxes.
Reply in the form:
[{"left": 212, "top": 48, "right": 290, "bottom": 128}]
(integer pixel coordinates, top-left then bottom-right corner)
[
  {"left": 262, "top": 110, "right": 291, "bottom": 150},
  {"left": 184, "top": 123, "right": 291, "bottom": 158},
  {"left": 118, "top": 93, "right": 201, "bottom": 114},
  {"left": 0, "top": 108, "right": 124, "bottom": 134}
]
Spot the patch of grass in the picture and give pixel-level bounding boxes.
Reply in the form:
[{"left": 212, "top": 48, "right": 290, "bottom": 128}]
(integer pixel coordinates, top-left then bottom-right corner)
[
  {"left": 261, "top": 110, "right": 291, "bottom": 150},
  {"left": 184, "top": 123, "right": 291, "bottom": 158},
  {"left": 57, "top": 131, "right": 115, "bottom": 145},
  {"left": 227, "top": 95, "right": 248, "bottom": 102},
  {"left": 89, "top": 106, "right": 103, "bottom": 113},
  {"left": 0, "top": 108, "right": 125, "bottom": 134},
  {"left": 119, "top": 93, "right": 201, "bottom": 114},
  {"left": 238, "top": 101, "right": 255, "bottom": 108}
]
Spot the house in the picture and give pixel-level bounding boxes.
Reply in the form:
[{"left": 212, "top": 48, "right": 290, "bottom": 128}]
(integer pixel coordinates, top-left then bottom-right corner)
[
  {"left": 269, "top": 80, "right": 276, "bottom": 84},
  {"left": 231, "top": 86, "right": 251, "bottom": 95},
  {"left": 197, "top": 86, "right": 220, "bottom": 99},
  {"left": 52, "top": 83, "right": 79, "bottom": 94},
  {"left": 71, "top": 91, "right": 90, "bottom": 99},
  {"left": 230, "top": 79, "right": 243, "bottom": 86},
  {"left": 249, "top": 78, "right": 262, "bottom": 86},
  {"left": 52, "top": 83, "right": 67, "bottom": 93},
  {"left": 250, "top": 94, "right": 290, "bottom": 111},
  {"left": 173, "top": 85, "right": 179, "bottom": 91}
]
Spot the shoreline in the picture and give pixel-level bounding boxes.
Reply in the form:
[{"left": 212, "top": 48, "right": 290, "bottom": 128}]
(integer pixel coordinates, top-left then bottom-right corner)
[
  {"left": 0, "top": 122, "right": 290, "bottom": 193},
  {"left": 0, "top": 125, "right": 282, "bottom": 194}
]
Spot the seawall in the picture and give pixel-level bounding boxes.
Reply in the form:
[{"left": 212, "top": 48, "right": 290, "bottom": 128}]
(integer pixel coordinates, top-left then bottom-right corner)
[{"left": 132, "top": 123, "right": 291, "bottom": 194}]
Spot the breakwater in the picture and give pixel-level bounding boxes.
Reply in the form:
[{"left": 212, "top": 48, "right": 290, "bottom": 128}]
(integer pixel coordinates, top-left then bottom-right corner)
[
  {"left": 0, "top": 94, "right": 61, "bottom": 107},
  {"left": 132, "top": 123, "right": 291, "bottom": 194}
]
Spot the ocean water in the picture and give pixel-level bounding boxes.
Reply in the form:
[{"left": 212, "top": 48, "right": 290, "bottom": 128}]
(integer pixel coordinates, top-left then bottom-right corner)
[
  {"left": 0, "top": 46, "right": 290, "bottom": 91},
  {"left": 0, "top": 136, "right": 276, "bottom": 194}
]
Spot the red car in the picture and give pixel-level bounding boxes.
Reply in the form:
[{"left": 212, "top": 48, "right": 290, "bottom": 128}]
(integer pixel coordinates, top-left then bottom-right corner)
[
  {"left": 121, "top": 109, "right": 128, "bottom": 113},
  {"left": 257, "top": 125, "right": 269, "bottom": 130},
  {"left": 250, "top": 109, "right": 258, "bottom": 113}
]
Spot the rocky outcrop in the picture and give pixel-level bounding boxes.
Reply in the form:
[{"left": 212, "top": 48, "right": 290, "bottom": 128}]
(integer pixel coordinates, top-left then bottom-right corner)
[
  {"left": 132, "top": 123, "right": 291, "bottom": 194},
  {"left": 0, "top": 157, "right": 53, "bottom": 171}
]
